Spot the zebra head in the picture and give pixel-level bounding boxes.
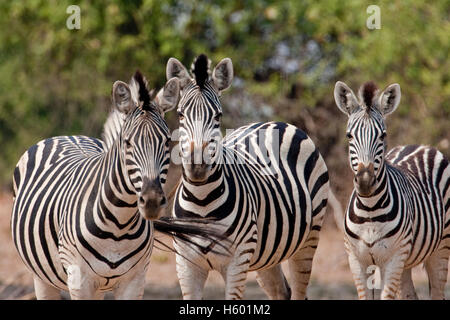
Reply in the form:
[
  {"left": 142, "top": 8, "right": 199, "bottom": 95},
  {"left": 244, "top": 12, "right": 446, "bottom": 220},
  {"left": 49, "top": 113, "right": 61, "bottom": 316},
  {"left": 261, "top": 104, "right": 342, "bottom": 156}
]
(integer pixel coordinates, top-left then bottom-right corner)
[
  {"left": 166, "top": 54, "right": 233, "bottom": 183},
  {"left": 334, "top": 81, "right": 401, "bottom": 197},
  {"left": 112, "top": 71, "right": 180, "bottom": 220}
]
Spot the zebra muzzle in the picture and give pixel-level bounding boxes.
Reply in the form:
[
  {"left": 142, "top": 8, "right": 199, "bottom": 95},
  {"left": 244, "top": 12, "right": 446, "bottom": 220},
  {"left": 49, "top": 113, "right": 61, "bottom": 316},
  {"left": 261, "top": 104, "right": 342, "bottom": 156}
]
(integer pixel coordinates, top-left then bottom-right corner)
[
  {"left": 182, "top": 141, "right": 214, "bottom": 183},
  {"left": 138, "top": 178, "right": 167, "bottom": 220},
  {"left": 354, "top": 163, "right": 376, "bottom": 197},
  {"left": 186, "top": 163, "right": 210, "bottom": 183}
]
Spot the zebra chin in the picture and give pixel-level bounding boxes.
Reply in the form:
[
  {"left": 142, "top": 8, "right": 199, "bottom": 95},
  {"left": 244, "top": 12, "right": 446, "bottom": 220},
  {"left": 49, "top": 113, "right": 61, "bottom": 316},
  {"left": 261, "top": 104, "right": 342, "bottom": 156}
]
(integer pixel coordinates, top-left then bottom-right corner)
[
  {"left": 354, "top": 174, "right": 376, "bottom": 197},
  {"left": 138, "top": 204, "right": 166, "bottom": 221},
  {"left": 184, "top": 163, "right": 211, "bottom": 183},
  {"left": 137, "top": 177, "right": 167, "bottom": 220}
]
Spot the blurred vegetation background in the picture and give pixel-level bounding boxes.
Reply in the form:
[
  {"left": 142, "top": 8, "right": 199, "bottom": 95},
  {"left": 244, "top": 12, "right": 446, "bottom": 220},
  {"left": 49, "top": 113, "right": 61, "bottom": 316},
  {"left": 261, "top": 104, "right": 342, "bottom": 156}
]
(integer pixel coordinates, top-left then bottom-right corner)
[{"left": 0, "top": 0, "right": 448, "bottom": 200}]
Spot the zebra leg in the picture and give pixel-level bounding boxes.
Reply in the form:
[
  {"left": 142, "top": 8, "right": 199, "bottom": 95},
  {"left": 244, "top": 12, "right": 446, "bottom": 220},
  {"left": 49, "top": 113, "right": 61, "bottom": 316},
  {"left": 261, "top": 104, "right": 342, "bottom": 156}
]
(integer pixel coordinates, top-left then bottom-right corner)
[
  {"left": 424, "top": 250, "right": 449, "bottom": 300},
  {"left": 222, "top": 264, "right": 249, "bottom": 300},
  {"left": 113, "top": 272, "right": 146, "bottom": 300},
  {"left": 255, "top": 264, "right": 290, "bottom": 299},
  {"left": 33, "top": 277, "right": 61, "bottom": 300},
  {"left": 287, "top": 231, "right": 321, "bottom": 300},
  {"left": 381, "top": 256, "right": 405, "bottom": 300},
  {"left": 67, "top": 265, "right": 103, "bottom": 300},
  {"left": 219, "top": 237, "right": 257, "bottom": 300},
  {"left": 396, "top": 268, "right": 418, "bottom": 300},
  {"left": 175, "top": 254, "right": 208, "bottom": 300},
  {"left": 68, "top": 282, "right": 104, "bottom": 300},
  {"left": 346, "top": 252, "right": 372, "bottom": 300}
]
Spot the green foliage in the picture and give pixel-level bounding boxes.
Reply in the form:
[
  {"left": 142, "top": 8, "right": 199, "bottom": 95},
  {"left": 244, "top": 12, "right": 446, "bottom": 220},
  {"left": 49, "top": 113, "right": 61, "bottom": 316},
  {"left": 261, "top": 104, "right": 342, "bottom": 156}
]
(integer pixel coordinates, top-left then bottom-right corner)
[{"left": 0, "top": 0, "right": 448, "bottom": 186}]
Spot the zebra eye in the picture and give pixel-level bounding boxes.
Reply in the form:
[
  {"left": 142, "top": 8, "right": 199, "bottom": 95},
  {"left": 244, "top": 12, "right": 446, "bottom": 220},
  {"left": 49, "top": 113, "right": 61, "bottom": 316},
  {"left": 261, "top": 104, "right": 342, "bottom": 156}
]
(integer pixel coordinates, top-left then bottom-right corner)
[
  {"left": 124, "top": 139, "right": 132, "bottom": 147},
  {"left": 214, "top": 113, "right": 222, "bottom": 122},
  {"left": 346, "top": 132, "right": 353, "bottom": 140},
  {"left": 380, "top": 132, "right": 387, "bottom": 140},
  {"left": 178, "top": 112, "right": 185, "bottom": 121}
]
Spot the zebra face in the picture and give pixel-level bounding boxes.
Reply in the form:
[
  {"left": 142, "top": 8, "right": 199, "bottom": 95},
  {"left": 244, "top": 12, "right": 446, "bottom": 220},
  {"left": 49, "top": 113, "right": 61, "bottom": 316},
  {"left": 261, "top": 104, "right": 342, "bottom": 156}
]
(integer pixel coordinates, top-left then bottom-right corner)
[
  {"left": 166, "top": 54, "right": 233, "bottom": 183},
  {"left": 112, "top": 73, "right": 179, "bottom": 220},
  {"left": 334, "top": 81, "right": 401, "bottom": 197},
  {"left": 346, "top": 111, "right": 386, "bottom": 196},
  {"left": 122, "top": 110, "right": 171, "bottom": 220},
  {"left": 177, "top": 82, "right": 223, "bottom": 182}
]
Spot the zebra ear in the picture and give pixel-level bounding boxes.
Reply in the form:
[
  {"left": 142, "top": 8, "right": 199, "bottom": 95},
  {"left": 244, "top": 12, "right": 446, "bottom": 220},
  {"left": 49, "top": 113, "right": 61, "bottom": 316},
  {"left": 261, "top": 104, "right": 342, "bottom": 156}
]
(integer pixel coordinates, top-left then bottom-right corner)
[
  {"left": 378, "top": 83, "right": 401, "bottom": 116},
  {"left": 212, "top": 58, "right": 233, "bottom": 92},
  {"left": 166, "top": 58, "right": 191, "bottom": 89},
  {"left": 112, "top": 81, "right": 135, "bottom": 114},
  {"left": 334, "top": 81, "right": 359, "bottom": 116},
  {"left": 154, "top": 78, "right": 180, "bottom": 115}
]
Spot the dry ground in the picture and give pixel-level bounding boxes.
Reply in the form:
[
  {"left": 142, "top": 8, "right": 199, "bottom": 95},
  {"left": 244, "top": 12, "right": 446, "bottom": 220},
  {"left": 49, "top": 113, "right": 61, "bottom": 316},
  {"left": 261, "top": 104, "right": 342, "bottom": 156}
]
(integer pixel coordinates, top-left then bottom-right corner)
[{"left": 0, "top": 192, "right": 449, "bottom": 300}]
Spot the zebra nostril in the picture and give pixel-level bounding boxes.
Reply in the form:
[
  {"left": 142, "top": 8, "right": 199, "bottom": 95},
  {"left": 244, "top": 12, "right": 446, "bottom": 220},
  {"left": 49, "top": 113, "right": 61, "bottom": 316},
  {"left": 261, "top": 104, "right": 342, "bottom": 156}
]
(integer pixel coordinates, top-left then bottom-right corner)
[{"left": 139, "top": 196, "right": 145, "bottom": 205}]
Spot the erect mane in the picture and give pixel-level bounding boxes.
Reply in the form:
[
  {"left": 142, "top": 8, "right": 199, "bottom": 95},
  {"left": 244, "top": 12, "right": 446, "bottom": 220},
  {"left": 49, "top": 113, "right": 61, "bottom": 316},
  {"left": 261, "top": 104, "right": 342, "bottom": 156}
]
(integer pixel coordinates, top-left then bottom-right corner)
[
  {"left": 191, "top": 54, "right": 210, "bottom": 89},
  {"left": 130, "top": 70, "right": 153, "bottom": 111},
  {"left": 358, "top": 81, "right": 379, "bottom": 111}
]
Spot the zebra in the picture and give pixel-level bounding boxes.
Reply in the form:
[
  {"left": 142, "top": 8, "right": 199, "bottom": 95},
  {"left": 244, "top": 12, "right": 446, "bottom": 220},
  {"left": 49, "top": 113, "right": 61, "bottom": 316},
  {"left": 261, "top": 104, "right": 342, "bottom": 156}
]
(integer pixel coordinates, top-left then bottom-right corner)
[
  {"left": 11, "top": 71, "right": 224, "bottom": 299},
  {"left": 166, "top": 54, "right": 330, "bottom": 300},
  {"left": 334, "top": 80, "right": 450, "bottom": 299}
]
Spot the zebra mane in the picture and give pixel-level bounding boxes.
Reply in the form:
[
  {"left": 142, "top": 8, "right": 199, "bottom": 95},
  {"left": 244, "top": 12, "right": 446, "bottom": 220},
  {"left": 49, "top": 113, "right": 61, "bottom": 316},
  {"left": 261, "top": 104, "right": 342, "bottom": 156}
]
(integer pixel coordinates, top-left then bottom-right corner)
[
  {"left": 102, "top": 71, "right": 156, "bottom": 149},
  {"left": 129, "top": 70, "right": 155, "bottom": 111},
  {"left": 358, "top": 81, "right": 379, "bottom": 112},
  {"left": 191, "top": 54, "right": 211, "bottom": 89}
]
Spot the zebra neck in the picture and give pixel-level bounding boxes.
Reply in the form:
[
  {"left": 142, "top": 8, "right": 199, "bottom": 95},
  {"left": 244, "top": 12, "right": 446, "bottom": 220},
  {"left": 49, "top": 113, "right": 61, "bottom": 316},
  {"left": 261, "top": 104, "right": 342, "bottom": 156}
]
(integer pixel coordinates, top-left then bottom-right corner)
[
  {"left": 96, "top": 142, "right": 140, "bottom": 228},
  {"left": 179, "top": 162, "right": 227, "bottom": 217}
]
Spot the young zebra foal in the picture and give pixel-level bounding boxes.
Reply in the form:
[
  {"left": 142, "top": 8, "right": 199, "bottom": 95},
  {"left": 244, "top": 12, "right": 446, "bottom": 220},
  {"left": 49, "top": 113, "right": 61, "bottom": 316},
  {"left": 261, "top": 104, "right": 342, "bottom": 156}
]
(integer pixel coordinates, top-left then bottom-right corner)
[
  {"left": 168, "top": 54, "right": 330, "bottom": 300},
  {"left": 11, "top": 72, "right": 222, "bottom": 299},
  {"left": 334, "top": 81, "right": 450, "bottom": 300}
]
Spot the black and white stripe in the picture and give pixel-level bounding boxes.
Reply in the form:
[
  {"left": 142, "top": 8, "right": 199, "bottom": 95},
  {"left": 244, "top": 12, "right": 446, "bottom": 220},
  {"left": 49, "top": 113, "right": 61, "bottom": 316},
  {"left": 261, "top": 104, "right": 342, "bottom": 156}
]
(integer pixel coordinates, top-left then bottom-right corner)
[
  {"left": 11, "top": 72, "right": 223, "bottom": 299},
  {"left": 167, "top": 55, "right": 330, "bottom": 300},
  {"left": 334, "top": 81, "right": 450, "bottom": 300}
]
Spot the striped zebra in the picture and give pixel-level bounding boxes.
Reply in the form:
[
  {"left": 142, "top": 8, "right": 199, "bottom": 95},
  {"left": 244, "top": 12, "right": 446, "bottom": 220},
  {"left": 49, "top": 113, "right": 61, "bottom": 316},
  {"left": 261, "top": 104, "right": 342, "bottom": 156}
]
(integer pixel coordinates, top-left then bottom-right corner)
[
  {"left": 167, "top": 54, "right": 330, "bottom": 300},
  {"left": 11, "top": 71, "right": 223, "bottom": 299},
  {"left": 334, "top": 81, "right": 450, "bottom": 299}
]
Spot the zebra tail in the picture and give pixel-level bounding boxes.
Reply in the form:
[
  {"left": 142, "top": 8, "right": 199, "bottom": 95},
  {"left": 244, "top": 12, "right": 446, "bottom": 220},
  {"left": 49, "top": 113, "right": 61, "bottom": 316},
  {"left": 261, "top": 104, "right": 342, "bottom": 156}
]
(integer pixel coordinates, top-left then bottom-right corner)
[
  {"left": 153, "top": 217, "right": 231, "bottom": 256},
  {"left": 152, "top": 237, "right": 206, "bottom": 268}
]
